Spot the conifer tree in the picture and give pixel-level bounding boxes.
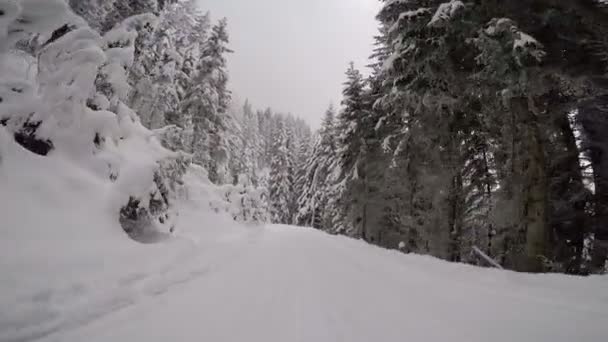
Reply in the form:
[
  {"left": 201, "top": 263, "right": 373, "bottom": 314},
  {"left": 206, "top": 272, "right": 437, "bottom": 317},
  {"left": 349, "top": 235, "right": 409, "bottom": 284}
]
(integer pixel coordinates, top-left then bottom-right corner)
[
  {"left": 183, "top": 18, "right": 232, "bottom": 184},
  {"left": 296, "top": 105, "right": 338, "bottom": 228},
  {"left": 269, "top": 118, "right": 296, "bottom": 224},
  {"left": 330, "top": 62, "right": 375, "bottom": 238}
]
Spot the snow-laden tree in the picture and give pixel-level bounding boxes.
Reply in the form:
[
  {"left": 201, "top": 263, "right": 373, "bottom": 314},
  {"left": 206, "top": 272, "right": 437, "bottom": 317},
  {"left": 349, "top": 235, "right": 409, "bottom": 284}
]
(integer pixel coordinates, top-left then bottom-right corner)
[
  {"left": 337, "top": 63, "right": 366, "bottom": 178},
  {"left": 238, "top": 100, "right": 263, "bottom": 185},
  {"left": 125, "top": 1, "right": 210, "bottom": 133},
  {"left": 295, "top": 105, "right": 338, "bottom": 228},
  {"left": 1, "top": 0, "right": 190, "bottom": 241},
  {"left": 293, "top": 132, "right": 312, "bottom": 195},
  {"left": 268, "top": 117, "right": 296, "bottom": 224},
  {"left": 256, "top": 107, "right": 275, "bottom": 168},
  {"left": 182, "top": 18, "right": 232, "bottom": 184},
  {"left": 328, "top": 62, "right": 378, "bottom": 238}
]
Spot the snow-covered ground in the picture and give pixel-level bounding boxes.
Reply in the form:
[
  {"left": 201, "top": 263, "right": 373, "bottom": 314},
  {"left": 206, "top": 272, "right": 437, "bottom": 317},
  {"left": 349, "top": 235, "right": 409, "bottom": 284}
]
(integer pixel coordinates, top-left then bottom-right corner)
[{"left": 1, "top": 126, "right": 608, "bottom": 342}]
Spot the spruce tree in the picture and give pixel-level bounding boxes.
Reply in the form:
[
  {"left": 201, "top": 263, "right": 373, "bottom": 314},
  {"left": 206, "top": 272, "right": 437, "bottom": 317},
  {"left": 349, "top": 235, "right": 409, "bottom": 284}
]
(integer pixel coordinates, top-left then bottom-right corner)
[
  {"left": 331, "top": 62, "right": 377, "bottom": 239},
  {"left": 296, "top": 105, "right": 338, "bottom": 228},
  {"left": 183, "top": 18, "right": 232, "bottom": 184},
  {"left": 269, "top": 118, "right": 296, "bottom": 224}
]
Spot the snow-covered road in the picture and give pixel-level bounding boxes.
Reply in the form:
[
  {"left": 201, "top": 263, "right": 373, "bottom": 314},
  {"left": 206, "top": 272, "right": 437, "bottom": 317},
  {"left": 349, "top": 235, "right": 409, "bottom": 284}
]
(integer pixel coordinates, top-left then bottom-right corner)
[{"left": 16, "top": 224, "right": 607, "bottom": 342}]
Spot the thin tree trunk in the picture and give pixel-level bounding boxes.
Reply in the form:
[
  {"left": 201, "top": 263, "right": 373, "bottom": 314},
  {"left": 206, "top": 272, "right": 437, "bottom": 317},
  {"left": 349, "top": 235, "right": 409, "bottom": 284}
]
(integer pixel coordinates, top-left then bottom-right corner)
[{"left": 448, "top": 172, "right": 464, "bottom": 262}]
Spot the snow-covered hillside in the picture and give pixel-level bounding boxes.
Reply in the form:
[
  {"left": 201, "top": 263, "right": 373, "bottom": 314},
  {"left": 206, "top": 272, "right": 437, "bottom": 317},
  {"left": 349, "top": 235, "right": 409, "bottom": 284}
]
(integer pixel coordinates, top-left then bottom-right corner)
[{"left": 1, "top": 128, "right": 607, "bottom": 342}]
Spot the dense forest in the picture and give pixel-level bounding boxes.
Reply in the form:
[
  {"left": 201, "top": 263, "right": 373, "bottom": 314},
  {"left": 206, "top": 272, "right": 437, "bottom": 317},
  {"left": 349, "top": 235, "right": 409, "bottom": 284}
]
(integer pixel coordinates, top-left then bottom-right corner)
[
  {"left": 279, "top": 0, "right": 608, "bottom": 275},
  {"left": 1, "top": 0, "right": 608, "bottom": 275},
  {"left": 310, "top": 0, "right": 608, "bottom": 274}
]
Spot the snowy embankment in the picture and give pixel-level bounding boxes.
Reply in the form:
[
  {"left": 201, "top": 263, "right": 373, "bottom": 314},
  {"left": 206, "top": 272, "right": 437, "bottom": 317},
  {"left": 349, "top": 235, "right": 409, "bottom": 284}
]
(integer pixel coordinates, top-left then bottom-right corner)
[
  {"left": 0, "top": 126, "right": 248, "bottom": 342},
  {"left": 1, "top": 127, "right": 608, "bottom": 342}
]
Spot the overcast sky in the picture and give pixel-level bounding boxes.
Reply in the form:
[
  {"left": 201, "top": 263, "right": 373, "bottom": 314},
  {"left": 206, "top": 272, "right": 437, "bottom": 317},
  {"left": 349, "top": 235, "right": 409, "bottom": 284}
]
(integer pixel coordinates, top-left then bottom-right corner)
[{"left": 198, "top": 0, "right": 381, "bottom": 127}]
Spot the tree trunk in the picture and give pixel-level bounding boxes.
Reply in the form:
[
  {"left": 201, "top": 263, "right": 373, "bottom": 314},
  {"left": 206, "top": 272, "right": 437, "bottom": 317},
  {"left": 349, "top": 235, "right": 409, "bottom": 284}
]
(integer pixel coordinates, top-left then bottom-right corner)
[
  {"left": 579, "top": 95, "right": 608, "bottom": 272},
  {"left": 510, "top": 98, "right": 550, "bottom": 272},
  {"left": 448, "top": 172, "right": 464, "bottom": 262},
  {"left": 549, "top": 108, "right": 588, "bottom": 273}
]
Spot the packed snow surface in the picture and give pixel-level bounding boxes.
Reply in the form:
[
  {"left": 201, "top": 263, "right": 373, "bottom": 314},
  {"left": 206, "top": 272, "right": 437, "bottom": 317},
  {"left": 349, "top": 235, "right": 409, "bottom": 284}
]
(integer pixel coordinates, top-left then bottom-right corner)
[{"left": 1, "top": 128, "right": 608, "bottom": 342}]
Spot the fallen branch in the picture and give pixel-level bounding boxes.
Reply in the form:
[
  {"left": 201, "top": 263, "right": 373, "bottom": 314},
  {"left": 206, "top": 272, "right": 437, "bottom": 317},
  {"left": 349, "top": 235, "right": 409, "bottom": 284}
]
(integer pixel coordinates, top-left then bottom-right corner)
[{"left": 472, "top": 246, "right": 504, "bottom": 269}]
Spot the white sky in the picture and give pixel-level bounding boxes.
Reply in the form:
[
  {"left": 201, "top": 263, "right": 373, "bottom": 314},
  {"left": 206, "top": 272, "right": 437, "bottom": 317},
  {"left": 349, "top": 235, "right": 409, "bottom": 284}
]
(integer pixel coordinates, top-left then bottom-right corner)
[{"left": 198, "top": 0, "right": 381, "bottom": 127}]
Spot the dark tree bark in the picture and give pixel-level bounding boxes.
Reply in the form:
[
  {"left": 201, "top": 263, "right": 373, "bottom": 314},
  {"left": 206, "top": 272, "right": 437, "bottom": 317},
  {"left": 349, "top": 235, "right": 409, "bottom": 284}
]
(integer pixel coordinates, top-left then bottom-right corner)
[{"left": 579, "top": 95, "right": 608, "bottom": 271}]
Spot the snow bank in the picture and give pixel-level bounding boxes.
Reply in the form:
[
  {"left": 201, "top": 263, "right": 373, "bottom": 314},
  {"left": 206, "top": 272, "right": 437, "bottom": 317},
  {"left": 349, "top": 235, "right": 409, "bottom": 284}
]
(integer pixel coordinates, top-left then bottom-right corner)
[
  {"left": 0, "top": 124, "right": 250, "bottom": 342},
  {"left": 0, "top": 1, "right": 192, "bottom": 242}
]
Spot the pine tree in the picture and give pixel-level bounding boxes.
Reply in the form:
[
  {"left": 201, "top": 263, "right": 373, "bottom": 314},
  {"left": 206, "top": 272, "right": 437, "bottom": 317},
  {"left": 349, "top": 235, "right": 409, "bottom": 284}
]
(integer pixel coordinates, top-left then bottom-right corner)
[
  {"left": 239, "top": 100, "right": 262, "bottom": 185},
  {"left": 337, "top": 63, "right": 366, "bottom": 177},
  {"left": 330, "top": 62, "right": 377, "bottom": 239},
  {"left": 260, "top": 108, "right": 275, "bottom": 168},
  {"left": 125, "top": 0, "right": 210, "bottom": 147},
  {"left": 183, "top": 18, "right": 232, "bottom": 184},
  {"left": 292, "top": 130, "right": 311, "bottom": 194},
  {"left": 296, "top": 105, "right": 338, "bottom": 228},
  {"left": 269, "top": 118, "right": 296, "bottom": 224}
]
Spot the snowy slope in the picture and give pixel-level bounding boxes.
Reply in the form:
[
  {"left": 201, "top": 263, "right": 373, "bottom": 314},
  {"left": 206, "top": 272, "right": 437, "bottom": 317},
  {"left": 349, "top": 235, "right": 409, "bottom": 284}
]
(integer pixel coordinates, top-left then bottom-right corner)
[
  {"left": 1, "top": 128, "right": 608, "bottom": 342},
  {"left": 0, "top": 125, "right": 252, "bottom": 342}
]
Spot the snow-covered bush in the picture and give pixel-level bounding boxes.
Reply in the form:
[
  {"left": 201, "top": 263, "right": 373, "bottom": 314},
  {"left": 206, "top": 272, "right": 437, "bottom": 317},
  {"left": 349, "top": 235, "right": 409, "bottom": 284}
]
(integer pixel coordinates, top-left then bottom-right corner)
[
  {"left": 0, "top": 0, "right": 191, "bottom": 241},
  {"left": 119, "top": 151, "right": 190, "bottom": 241},
  {"left": 182, "top": 165, "right": 269, "bottom": 224},
  {"left": 217, "top": 181, "right": 269, "bottom": 224},
  {"left": 0, "top": 0, "right": 82, "bottom": 156}
]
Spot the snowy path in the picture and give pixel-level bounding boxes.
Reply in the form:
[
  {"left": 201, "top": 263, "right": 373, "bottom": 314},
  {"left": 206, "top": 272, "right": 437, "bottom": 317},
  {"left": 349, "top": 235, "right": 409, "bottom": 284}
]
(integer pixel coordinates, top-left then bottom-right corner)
[{"left": 12, "top": 225, "right": 606, "bottom": 342}]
